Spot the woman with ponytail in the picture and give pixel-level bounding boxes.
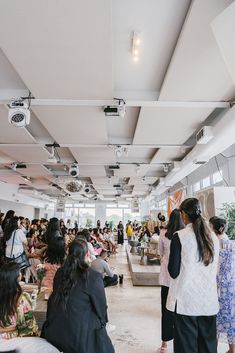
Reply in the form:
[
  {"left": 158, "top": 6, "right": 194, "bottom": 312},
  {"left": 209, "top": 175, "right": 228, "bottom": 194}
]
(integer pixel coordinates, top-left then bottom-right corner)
[
  {"left": 41, "top": 239, "right": 114, "bottom": 353},
  {"left": 166, "top": 198, "right": 219, "bottom": 353}
]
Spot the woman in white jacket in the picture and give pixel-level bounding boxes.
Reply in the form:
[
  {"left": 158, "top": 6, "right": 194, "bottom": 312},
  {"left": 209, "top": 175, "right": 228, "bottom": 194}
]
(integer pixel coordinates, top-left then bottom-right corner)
[{"left": 167, "top": 198, "right": 219, "bottom": 353}]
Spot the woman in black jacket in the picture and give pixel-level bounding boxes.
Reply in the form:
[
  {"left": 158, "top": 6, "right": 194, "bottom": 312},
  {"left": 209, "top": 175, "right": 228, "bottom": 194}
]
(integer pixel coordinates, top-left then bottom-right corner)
[{"left": 42, "top": 239, "right": 114, "bottom": 353}]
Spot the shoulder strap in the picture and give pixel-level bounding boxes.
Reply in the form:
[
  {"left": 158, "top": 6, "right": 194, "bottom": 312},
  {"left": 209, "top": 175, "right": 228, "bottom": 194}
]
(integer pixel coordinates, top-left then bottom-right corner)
[{"left": 10, "top": 230, "right": 17, "bottom": 258}]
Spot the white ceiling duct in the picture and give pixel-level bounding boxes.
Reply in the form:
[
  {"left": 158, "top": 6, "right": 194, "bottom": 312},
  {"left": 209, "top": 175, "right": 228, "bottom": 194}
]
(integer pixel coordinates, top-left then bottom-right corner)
[{"left": 155, "top": 105, "right": 235, "bottom": 194}]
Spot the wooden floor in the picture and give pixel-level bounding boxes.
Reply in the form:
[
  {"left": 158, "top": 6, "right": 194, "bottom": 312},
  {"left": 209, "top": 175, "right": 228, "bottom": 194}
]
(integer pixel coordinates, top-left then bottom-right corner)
[{"left": 126, "top": 245, "right": 160, "bottom": 286}]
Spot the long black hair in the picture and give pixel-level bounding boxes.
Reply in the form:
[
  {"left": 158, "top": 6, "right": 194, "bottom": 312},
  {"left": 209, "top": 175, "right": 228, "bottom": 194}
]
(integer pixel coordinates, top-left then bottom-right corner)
[
  {"left": 165, "top": 208, "right": 184, "bottom": 240},
  {"left": 209, "top": 216, "right": 227, "bottom": 235},
  {"left": 4, "top": 216, "right": 19, "bottom": 241},
  {"left": 0, "top": 262, "right": 22, "bottom": 324},
  {"left": 2, "top": 210, "right": 15, "bottom": 232},
  {"left": 180, "top": 198, "right": 214, "bottom": 266},
  {"left": 52, "top": 239, "right": 89, "bottom": 310},
  {"left": 46, "top": 217, "right": 61, "bottom": 244},
  {"left": 45, "top": 237, "right": 66, "bottom": 265}
]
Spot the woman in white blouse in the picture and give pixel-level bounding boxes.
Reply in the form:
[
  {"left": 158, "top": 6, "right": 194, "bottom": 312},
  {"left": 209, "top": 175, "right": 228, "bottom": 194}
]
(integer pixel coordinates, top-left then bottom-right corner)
[{"left": 5, "top": 216, "right": 28, "bottom": 259}]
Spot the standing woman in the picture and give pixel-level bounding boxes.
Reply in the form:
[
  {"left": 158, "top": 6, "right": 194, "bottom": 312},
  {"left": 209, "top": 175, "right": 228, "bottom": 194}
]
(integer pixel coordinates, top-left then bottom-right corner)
[
  {"left": 42, "top": 239, "right": 114, "bottom": 353},
  {"left": 210, "top": 217, "right": 235, "bottom": 353},
  {"left": 1, "top": 210, "right": 15, "bottom": 233},
  {"left": 4, "top": 216, "right": 28, "bottom": 270},
  {"left": 157, "top": 209, "right": 184, "bottom": 353},
  {"left": 117, "top": 221, "right": 124, "bottom": 245},
  {"left": 167, "top": 198, "right": 219, "bottom": 353}
]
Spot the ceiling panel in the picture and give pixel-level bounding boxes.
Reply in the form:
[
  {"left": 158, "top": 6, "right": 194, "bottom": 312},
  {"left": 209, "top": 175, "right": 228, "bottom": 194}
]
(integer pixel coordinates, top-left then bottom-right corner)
[
  {"left": 0, "top": 175, "right": 31, "bottom": 185},
  {"left": 0, "top": 0, "right": 112, "bottom": 99},
  {"left": 151, "top": 148, "right": 186, "bottom": 163},
  {"left": 91, "top": 177, "right": 119, "bottom": 185},
  {"left": 0, "top": 146, "right": 50, "bottom": 163},
  {"left": 0, "top": 48, "right": 27, "bottom": 91},
  {"left": 79, "top": 166, "right": 106, "bottom": 178},
  {"left": 159, "top": 0, "right": 235, "bottom": 101},
  {"left": 133, "top": 185, "right": 149, "bottom": 192},
  {"left": 133, "top": 107, "right": 213, "bottom": 145},
  {"left": 129, "top": 177, "right": 157, "bottom": 185},
  {"left": 113, "top": 0, "right": 191, "bottom": 97},
  {"left": 113, "top": 164, "right": 149, "bottom": 178},
  {"left": 17, "top": 165, "right": 53, "bottom": 177},
  {"left": 71, "top": 147, "right": 115, "bottom": 165},
  {"left": 0, "top": 106, "right": 35, "bottom": 143},
  {"left": 117, "top": 147, "right": 156, "bottom": 164},
  {"left": 0, "top": 151, "right": 14, "bottom": 163},
  {"left": 33, "top": 106, "right": 108, "bottom": 145},
  {"left": 106, "top": 108, "right": 139, "bottom": 144}
]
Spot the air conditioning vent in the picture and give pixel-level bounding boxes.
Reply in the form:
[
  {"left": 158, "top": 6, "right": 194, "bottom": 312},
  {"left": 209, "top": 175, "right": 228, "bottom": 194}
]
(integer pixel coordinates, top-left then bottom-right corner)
[{"left": 196, "top": 126, "right": 213, "bottom": 144}]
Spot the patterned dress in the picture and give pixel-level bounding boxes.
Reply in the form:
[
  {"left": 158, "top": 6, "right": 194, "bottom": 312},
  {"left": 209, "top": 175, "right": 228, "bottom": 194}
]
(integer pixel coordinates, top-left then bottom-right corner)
[
  {"left": 217, "top": 240, "right": 235, "bottom": 344},
  {"left": 0, "top": 292, "right": 38, "bottom": 339}
]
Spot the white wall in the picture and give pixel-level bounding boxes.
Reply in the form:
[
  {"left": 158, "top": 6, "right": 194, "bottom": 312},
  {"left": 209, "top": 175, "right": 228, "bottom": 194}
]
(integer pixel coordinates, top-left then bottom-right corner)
[{"left": 0, "top": 181, "right": 55, "bottom": 220}]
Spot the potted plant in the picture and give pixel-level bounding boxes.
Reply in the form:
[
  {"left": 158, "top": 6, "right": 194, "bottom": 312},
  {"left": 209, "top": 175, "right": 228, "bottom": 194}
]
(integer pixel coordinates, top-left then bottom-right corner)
[{"left": 220, "top": 203, "right": 235, "bottom": 240}]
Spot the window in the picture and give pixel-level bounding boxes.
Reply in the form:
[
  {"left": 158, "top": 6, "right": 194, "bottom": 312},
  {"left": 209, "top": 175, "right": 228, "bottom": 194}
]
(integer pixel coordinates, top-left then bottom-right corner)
[
  {"left": 123, "top": 209, "right": 140, "bottom": 224},
  {"left": 106, "top": 208, "right": 123, "bottom": 227},
  {"left": 202, "top": 176, "right": 210, "bottom": 189},
  {"left": 79, "top": 208, "right": 95, "bottom": 228},
  {"left": 213, "top": 170, "right": 223, "bottom": 184},
  {"left": 193, "top": 181, "right": 201, "bottom": 193}
]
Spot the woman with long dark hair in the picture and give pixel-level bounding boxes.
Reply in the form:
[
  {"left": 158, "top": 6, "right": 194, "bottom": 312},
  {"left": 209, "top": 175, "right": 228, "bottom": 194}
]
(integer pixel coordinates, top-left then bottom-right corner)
[
  {"left": 45, "top": 217, "right": 61, "bottom": 245},
  {"left": 157, "top": 209, "right": 184, "bottom": 353},
  {"left": 167, "top": 198, "right": 219, "bottom": 353},
  {"left": 0, "top": 262, "right": 38, "bottom": 339},
  {"left": 210, "top": 217, "right": 235, "bottom": 353},
  {"left": 1, "top": 210, "right": 15, "bottom": 232},
  {"left": 42, "top": 239, "right": 114, "bottom": 353},
  {"left": 4, "top": 216, "right": 28, "bottom": 265},
  {"left": 42, "top": 237, "right": 66, "bottom": 288}
]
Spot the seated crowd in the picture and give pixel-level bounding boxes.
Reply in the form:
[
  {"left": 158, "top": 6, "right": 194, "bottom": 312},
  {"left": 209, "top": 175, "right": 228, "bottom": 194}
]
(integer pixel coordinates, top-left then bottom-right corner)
[{"left": 0, "top": 203, "right": 234, "bottom": 353}]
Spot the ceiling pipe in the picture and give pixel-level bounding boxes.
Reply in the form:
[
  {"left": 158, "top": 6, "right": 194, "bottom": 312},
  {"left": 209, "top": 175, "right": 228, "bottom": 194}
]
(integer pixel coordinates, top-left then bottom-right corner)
[{"left": 155, "top": 104, "right": 235, "bottom": 193}]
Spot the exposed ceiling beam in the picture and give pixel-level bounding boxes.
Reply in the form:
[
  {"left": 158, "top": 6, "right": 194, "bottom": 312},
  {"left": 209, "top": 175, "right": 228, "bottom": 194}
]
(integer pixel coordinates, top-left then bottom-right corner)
[
  {"left": 0, "top": 143, "right": 190, "bottom": 149},
  {"left": 0, "top": 98, "right": 230, "bottom": 108}
]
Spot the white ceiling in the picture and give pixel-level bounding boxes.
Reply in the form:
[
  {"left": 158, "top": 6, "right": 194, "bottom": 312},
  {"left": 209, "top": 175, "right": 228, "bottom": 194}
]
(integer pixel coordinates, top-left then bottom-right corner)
[{"left": 0, "top": 0, "right": 235, "bottom": 203}]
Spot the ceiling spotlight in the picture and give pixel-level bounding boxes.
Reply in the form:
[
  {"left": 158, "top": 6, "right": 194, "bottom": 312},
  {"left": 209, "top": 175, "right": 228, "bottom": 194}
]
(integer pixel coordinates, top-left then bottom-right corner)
[
  {"left": 69, "top": 163, "right": 79, "bottom": 177},
  {"left": 132, "top": 32, "right": 141, "bottom": 63},
  {"left": 84, "top": 184, "right": 91, "bottom": 194},
  {"left": 47, "top": 146, "right": 58, "bottom": 164},
  {"left": 115, "top": 145, "right": 123, "bottom": 158},
  {"left": 163, "top": 164, "right": 169, "bottom": 173},
  {"left": 11, "top": 162, "right": 17, "bottom": 171},
  {"left": 8, "top": 98, "right": 30, "bottom": 128}
]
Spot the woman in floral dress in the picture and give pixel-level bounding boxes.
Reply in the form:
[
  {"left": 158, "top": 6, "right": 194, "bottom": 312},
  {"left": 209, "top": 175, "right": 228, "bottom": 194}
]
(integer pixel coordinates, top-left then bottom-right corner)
[
  {"left": 210, "top": 217, "right": 235, "bottom": 353},
  {"left": 0, "top": 262, "right": 38, "bottom": 339}
]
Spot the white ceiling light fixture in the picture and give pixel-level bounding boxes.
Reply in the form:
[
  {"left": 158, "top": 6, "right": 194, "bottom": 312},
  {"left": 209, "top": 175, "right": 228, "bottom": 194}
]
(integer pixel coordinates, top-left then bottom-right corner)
[
  {"left": 47, "top": 146, "right": 58, "bottom": 164},
  {"left": 136, "top": 164, "right": 141, "bottom": 175},
  {"left": 132, "top": 32, "right": 141, "bottom": 63},
  {"left": 115, "top": 145, "right": 123, "bottom": 158},
  {"left": 11, "top": 162, "right": 17, "bottom": 171},
  {"left": 163, "top": 164, "right": 169, "bottom": 173}
]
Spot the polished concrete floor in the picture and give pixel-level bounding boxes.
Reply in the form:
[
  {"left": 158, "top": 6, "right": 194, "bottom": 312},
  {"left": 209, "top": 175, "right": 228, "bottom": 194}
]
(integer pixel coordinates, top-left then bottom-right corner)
[{"left": 106, "top": 244, "right": 228, "bottom": 353}]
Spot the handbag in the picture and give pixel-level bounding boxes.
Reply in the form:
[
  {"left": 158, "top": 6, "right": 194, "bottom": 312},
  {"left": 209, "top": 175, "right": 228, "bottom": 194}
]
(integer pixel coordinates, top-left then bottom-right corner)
[{"left": 5, "top": 231, "right": 30, "bottom": 270}]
